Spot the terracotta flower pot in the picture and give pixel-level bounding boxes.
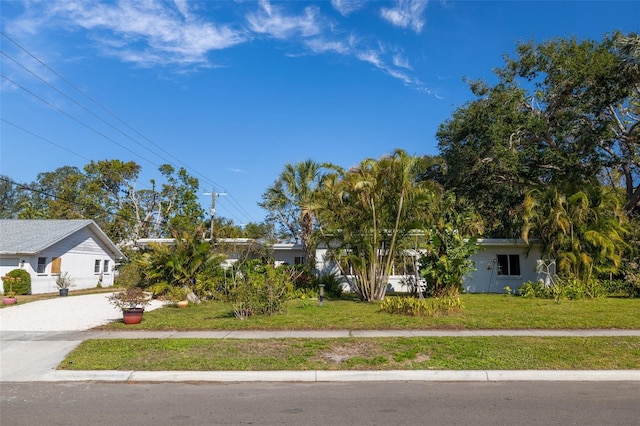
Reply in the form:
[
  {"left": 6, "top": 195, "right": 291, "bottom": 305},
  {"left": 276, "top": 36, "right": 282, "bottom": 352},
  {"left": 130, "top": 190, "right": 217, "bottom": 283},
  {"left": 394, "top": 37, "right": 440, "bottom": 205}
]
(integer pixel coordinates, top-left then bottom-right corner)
[
  {"left": 177, "top": 300, "right": 188, "bottom": 309},
  {"left": 122, "top": 308, "right": 144, "bottom": 324}
]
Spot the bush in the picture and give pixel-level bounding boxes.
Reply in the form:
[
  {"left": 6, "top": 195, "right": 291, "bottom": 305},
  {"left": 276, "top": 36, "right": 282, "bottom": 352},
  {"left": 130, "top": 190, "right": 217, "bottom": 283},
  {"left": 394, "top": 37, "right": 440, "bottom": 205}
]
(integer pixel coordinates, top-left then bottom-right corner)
[
  {"left": 3, "top": 269, "right": 31, "bottom": 295},
  {"left": 518, "top": 278, "right": 606, "bottom": 300},
  {"left": 229, "top": 263, "right": 294, "bottom": 319},
  {"left": 562, "top": 278, "right": 606, "bottom": 300},
  {"left": 604, "top": 279, "right": 640, "bottom": 298},
  {"left": 313, "top": 272, "right": 344, "bottom": 299},
  {"left": 517, "top": 281, "right": 552, "bottom": 298},
  {"left": 115, "top": 260, "right": 145, "bottom": 288},
  {"left": 380, "top": 295, "right": 463, "bottom": 317}
]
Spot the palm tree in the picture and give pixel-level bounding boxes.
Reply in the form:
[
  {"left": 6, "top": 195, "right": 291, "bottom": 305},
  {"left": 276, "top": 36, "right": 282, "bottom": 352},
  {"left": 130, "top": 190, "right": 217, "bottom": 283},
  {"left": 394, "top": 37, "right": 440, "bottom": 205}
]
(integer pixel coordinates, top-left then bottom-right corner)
[
  {"left": 260, "top": 160, "right": 329, "bottom": 269},
  {"left": 522, "top": 185, "right": 630, "bottom": 281},
  {"left": 318, "top": 149, "right": 434, "bottom": 301}
]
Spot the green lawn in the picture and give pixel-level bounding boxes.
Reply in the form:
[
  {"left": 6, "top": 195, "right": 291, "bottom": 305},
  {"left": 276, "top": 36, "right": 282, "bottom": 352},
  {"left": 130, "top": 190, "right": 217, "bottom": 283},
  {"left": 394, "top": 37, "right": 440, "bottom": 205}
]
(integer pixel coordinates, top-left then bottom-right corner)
[
  {"left": 98, "top": 294, "right": 640, "bottom": 330},
  {"left": 60, "top": 336, "right": 640, "bottom": 371}
]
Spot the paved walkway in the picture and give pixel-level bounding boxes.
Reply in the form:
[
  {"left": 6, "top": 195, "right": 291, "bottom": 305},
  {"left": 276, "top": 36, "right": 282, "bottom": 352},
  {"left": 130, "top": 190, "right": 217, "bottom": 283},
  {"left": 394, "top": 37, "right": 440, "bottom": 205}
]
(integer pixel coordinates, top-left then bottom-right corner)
[{"left": 1, "top": 294, "right": 639, "bottom": 383}]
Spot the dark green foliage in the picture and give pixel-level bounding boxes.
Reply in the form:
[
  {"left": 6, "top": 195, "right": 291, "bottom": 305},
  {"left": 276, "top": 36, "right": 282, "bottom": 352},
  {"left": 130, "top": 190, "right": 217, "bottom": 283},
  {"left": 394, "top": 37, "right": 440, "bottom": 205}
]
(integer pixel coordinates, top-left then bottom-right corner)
[
  {"left": 312, "top": 272, "right": 344, "bottom": 299},
  {"left": 141, "top": 229, "right": 225, "bottom": 300},
  {"left": 114, "top": 257, "right": 145, "bottom": 288},
  {"left": 434, "top": 32, "right": 640, "bottom": 236},
  {"left": 3, "top": 269, "right": 31, "bottom": 295},
  {"left": 286, "top": 264, "right": 314, "bottom": 290},
  {"left": 227, "top": 260, "right": 295, "bottom": 319},
  {"left": 604, "top": 280, "right": 640, "bottom": 298}
]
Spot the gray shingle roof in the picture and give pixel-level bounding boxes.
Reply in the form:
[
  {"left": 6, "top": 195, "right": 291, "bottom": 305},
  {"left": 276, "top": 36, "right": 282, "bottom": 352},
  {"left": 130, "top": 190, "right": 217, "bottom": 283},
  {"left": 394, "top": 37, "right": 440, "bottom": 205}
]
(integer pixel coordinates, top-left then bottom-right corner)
[{"left": 0, "top": 220, "right": 123, "bottom": 257}]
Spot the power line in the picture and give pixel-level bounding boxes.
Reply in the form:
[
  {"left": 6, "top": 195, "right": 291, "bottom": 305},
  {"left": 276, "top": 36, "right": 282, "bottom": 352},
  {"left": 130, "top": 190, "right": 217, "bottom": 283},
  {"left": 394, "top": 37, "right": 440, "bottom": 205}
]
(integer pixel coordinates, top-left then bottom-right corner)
[
  {"left": 1, "top": 72, "right": 161, "bottom": 168},
  {"left": 1, "top": 30, "right": 258, "bottom": 224},
  {"left": 1, "top": 30, "right": 224, "bottom": 191},
  {"left": 1, "top": 49, "right": 181, "bottom": 167},
  {"left": 1, "top": 118, "right": 93, "bottom": 163}
]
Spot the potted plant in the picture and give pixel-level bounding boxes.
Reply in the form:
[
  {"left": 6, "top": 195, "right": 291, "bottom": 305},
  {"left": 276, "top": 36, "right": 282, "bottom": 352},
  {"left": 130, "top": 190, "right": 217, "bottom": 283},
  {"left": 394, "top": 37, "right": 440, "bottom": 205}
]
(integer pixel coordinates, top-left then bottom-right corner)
[
  {"left": 108, "top": 287, "right": 152, "bottom": 324},
  {"left": 2, "top": 275, "right": 21, "bottom": 305},
  {"left": 54, "top": 272, "right": 74, "bottom": 296}
]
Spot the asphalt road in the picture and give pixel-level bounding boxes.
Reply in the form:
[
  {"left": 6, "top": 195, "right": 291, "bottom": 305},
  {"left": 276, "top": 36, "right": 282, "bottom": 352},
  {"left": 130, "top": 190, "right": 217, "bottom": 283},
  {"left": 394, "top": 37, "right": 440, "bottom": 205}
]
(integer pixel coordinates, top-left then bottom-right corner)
[{"left": 1, "top": 381, "right": 638, "bottom": 425}]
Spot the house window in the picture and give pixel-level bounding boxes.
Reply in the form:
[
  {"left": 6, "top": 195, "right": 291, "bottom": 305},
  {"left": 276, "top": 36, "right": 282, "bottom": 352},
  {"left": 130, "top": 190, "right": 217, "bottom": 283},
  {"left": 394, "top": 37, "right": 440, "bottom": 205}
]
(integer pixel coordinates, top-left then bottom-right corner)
[
  {"left": 294, "top": 256, "right": 304, "bottom": 265},
  {"left": 103, "top": 260, "right": 110, "bottom": 274},
  {"left": 94, "top": 260, "right": 101, "bottom": 274},
  {"left": 51, "top": 257, "right": 62, "bottom": 275},
  {"left": 37, "top": 257, "right": 47, "bottom": 274},
  {"left": 497, "top": 254, "right": 520, "bottom": 276}
]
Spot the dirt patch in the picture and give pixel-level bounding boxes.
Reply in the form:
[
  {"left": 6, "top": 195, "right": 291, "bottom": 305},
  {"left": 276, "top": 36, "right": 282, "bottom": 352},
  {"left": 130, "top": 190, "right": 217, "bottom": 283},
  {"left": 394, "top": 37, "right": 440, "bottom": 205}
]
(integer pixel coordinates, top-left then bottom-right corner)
[{"left": 321, "top": 341, "right": 378, "bottom": 363}]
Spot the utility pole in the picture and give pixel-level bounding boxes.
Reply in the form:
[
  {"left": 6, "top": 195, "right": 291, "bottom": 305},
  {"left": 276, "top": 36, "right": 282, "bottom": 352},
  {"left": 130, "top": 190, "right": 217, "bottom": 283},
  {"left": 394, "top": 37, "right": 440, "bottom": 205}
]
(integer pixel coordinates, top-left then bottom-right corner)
[{"left": 203, "top": 188, "right": 226, "bottom": 240}]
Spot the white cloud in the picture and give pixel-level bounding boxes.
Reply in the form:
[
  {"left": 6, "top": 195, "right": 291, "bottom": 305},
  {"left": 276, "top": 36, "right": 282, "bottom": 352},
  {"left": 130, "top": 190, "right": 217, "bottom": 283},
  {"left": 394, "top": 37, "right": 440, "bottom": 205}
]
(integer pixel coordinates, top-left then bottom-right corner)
[
  {"left": 10, "top": 0, "right": 247, "bottom": 67},
  {"left": 331, "top": 0, "right": 366, "bottom": 16},
  {"left": 304, "top": 38, "right": 349, "bottom": 55},
  {"left": 356, "top": 50, "right": 384, "bottom": 68},
  {"left": 392, "top": 53, "right": 412, "bottom": 70},
  {"left": 6, "top": 1, "right": 435, "bottom": 95},
  {"left": 247, "top": 0, "right": 322, "bottom": 39},
  {"left": 380, "top": 0, "right": 428, "bottom": 33}
]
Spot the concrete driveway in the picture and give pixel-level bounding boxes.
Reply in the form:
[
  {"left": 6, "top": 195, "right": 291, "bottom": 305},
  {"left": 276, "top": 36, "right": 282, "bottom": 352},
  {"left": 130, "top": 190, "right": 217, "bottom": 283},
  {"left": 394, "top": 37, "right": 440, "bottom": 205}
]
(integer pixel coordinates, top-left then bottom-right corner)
[
  {"left": 0, "top": 293, "right": 164, "bottom": 381},
  {"left": 0, "top": 292, "right": 164, "bottom": 331}
]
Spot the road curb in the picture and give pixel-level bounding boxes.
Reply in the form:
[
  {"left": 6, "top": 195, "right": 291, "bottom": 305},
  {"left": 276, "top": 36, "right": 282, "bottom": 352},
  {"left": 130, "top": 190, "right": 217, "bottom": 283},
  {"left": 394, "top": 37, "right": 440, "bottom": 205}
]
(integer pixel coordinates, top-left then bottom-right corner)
[{"left": 17, "top": 369, "right": 640, "bottom": 383}]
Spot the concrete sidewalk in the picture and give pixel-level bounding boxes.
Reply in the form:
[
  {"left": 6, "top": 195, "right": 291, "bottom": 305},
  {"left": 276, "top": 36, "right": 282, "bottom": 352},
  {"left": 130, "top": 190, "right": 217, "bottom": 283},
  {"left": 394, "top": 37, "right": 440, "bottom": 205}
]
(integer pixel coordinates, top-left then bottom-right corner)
[{"left": 2, "top": 329, "right": 639, "bottom": 383}]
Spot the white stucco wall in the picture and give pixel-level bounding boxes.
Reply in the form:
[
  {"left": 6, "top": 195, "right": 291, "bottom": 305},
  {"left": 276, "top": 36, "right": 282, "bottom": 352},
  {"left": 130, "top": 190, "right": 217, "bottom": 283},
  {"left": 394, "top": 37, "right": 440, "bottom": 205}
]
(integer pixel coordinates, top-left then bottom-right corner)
[
  {"left": 272, "top": 244, "right": 305, "bottom": 266},
  {"left": 316, "top": 240, "right": 548, "bottom": 294},
  {"left": 463, "top": 240, "right": 547, "bottom": 293}
]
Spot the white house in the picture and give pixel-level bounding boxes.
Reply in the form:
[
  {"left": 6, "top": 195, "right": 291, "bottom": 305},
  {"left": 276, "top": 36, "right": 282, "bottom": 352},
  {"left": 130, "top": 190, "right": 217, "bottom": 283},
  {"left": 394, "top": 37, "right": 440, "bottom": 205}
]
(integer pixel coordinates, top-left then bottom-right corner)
[
  {"left": 315, "top": 239, "right": 551, "bottom": 294},
  {"left": 0, "top": 220, "right": 125, "bottom": 294},
  {"left": 132, "top": 237, "right": 551, "bottom": 294},
  {"left": 463, "top": 239, "right": 552, "bottom": 293}
]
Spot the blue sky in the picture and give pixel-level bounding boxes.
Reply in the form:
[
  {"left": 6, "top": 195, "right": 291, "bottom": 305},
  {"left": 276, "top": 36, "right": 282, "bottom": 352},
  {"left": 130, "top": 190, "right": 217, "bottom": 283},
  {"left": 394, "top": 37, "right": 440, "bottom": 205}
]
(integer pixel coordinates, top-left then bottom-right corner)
[{"left": 1, "top": 1, "right": 638, "bottom": 225}]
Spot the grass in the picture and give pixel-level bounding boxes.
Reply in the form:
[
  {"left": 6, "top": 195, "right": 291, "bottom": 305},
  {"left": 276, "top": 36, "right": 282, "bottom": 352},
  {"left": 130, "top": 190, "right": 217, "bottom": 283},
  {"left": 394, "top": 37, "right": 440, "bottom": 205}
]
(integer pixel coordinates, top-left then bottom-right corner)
[
  {"left": 97, "top": 294, "right": 640, "bottom": 330},
  {"left": 59, "top": 336, "right": 640, "bottom": 371}
]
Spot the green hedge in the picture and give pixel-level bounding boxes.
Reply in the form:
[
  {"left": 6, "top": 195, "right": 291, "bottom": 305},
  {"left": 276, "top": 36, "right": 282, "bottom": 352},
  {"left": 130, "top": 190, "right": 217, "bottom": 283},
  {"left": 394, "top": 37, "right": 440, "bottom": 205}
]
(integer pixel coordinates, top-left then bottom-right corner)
[{"left": 3, "top": 269, "right": 32, "bottom": 295}]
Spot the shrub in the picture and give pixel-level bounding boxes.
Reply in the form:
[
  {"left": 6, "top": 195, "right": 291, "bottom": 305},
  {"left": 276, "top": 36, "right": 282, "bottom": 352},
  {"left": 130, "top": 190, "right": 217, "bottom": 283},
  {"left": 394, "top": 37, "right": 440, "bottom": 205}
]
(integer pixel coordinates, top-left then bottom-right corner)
[
  {"left": 561, "top": 278, "right": 606, "bottom": 300},
  {"left": 229, "top": 263, "right": 294, "bottom": 319},
  {"left": 3, "top": 269, "right": 31, "bottom": 295},
  {"left": 115, "top": 260, "right": 145, "bottom": 288},
  {"left": 604, "top": 279, "right": 640, "bottom": 298},
  {"left": 518, "top": 278, "right": 606, "bottom": 300},
  {"left": 517, "top": 281, "right": 552, "bottom": 298},
  {"left": 287, "top": 264, "right": 314, "bottom": 290},
  {"left": 108, "top": 287, "right": 152, "bottom": 310},
  {"left": 380, "top": 295, "right": 463, "bottom": 317},
  {"left": 313, "top": 272, "right": 344, "bottom": 298}
]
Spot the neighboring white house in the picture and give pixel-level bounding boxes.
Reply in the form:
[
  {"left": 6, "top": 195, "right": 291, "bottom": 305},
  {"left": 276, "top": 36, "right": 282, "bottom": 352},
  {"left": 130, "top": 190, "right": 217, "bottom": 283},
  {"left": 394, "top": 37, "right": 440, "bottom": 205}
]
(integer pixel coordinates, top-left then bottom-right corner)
[
  {"left": 0, "top": 220, "right": 125, "bottom": 294},
  {"left": 133, "top": 238, "right": 308, "bottom": 268}
]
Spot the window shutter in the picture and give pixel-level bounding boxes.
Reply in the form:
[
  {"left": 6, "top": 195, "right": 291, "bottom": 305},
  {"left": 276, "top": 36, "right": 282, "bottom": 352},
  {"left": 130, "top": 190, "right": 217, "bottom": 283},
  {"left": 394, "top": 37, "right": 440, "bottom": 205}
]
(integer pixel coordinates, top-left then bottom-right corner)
[{"left": 51, "top": 257, "right": 62, "bottom": 274}]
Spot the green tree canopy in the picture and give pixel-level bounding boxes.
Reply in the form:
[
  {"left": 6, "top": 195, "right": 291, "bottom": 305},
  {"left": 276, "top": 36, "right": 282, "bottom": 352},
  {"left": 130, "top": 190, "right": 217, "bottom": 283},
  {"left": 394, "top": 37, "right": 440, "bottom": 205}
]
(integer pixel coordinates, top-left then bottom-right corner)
[{"left": 435, "top": 32, "right": 640, "bottom": 236}]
